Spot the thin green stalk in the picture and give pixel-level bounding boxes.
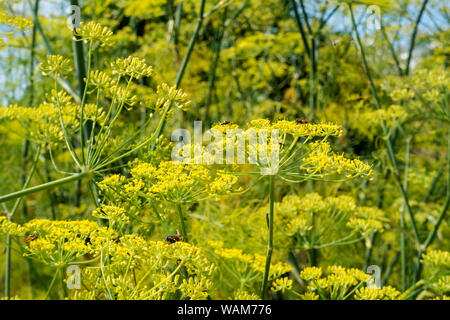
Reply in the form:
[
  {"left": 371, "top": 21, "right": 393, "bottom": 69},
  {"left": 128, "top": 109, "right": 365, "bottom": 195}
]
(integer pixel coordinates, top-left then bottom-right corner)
[
  {"left": 154, "top": 0, "right": 207, "bottom": 144},
  {"left": 20, "top": 0, "right": 39, "bottom": 222},
  {"left": 0, "top": 171, "right": 90, "bottom": 204},
  {"left": 399, "top": 280, "right": 424, "bottom": 300},
  {"left": 176, "top": 204, "right": 187, "bottom": 239},
  {"left": 298, "top": 0, "right": 316, "bottom": 118},
  {"left": 413, "top": 126, "right": 450, "bottom": 281},
  {"left": 4, "top": 145, "right": 41, "bottom": 298},
  {"left": 363, "top": 232, "right": 376, "bottom": 271},
  {"left": 43, "top": 152, "right": 57, "bottom": 220},
  {"left": 400, "top": 137, "right": 411, "bottom": 291},
  {"left": 205, "top": 8, "right": 227, "bottom": 123},
  {"left": 54, "top": 80, "right": 82, "bottom": 169},
  {"left": 59, "top": 268, "right": 68, "bottom": 298},
  {"left": 26, "top": 0, "right": 79, "bottom": 102},
  {"left": 70, "top": 0, "right": 88, "bottom": 204},
  {"left": 423, "top": 164, "right": 444, "bottom": 203},
  {"left": 45, "top": 270, "right": 59, "bottom": 300},
  {"left": 406, "top": 0, "right": 429, "bottom": 75},
  {"left": 382, "top": 250, "right": 400, "bottom": 286},
  {"left": 78, "top": 41, "right": 94, "bottom": 165},
  {"left": 260, "top": 175, "right": 275, "bottom": 299},
  {"left": 70, "top": 0, "right": 87, "bottom": 99},
  {"left": 166, "top": 0, "right": 180, "bottom": 65},
  {"left": 299, "top": 0, "right": 312, "bottom": 34},
  {"left": 380, "top": 23, "right": 403, "bottom": 75},
  {"left": 151, "top": 201, "right": 170, "bottom": 235},
  {"left": 27, "top": 0, "right": 39, "bottom": 107},
  {"left": 290, "top": 0, "right": 310, "bottom": 57},
  {"left": 349, "top": 6, "right": 421, "bottom": 245},
  {"left": 309, "top": 36, "right": 316, "bottom": 119}
]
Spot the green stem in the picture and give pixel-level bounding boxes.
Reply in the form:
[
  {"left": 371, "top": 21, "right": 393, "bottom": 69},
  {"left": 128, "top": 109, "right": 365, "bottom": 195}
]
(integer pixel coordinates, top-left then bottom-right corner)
[
  {"left": 260, "top": 175, "right": 275, "bottom": 299},
  {"left": 78, "top": 41, "right": 94, "bottom": 165},
  {"left": 413, "top": 126, "right": 450, "bottom": 282},
  {"left": 406, "top": 0, "right": 429, "bottom": 75},
  {"left": 400, "top": 137, "right": 411, "bottom": 291},
  {"left": 59, "top": 268, "right": 68, "bottom": 299},
  {"left": 153, "top": 0, "right": 207, "bottom": 144},
  {"left": 176, "top": 204, "right": 187, "bottom": 239},
  {"left": 45, "top": 270, "right": 59, "bottom": 300},
  {"left": 151, "top": 201, "right": 170, "bottom": 235},
  {"left": 349, "top": 5, "right": 421, "bottom": 245},
  {"left": 205, "top": 8, "right": 227, "bottom": 123},
  {"left": 309, "top": 36, "right": 316, "bottom": 119},
  {"left": 363, "top": 232, "right": 376, "bottom": 271},
  {"left": 70, "top": 0, "right": 87, "bottom": 99},
  {"left": 290, "top": 0, "right": 310, "bottom": 57},
  {"left": 380, "top": 23, "right": 403, "bottom": 75},
  {"left": 382, "top": 250, "right": 400, "bottom": 286},
  {"left": 0, "top": 171, "right": 90, "bottom": 204},
  {"left": 26, "top": 0, "right": 80, "bottom": 103},
  {"left": 4, "top": 145, "right": 41, "bottom": 298}
]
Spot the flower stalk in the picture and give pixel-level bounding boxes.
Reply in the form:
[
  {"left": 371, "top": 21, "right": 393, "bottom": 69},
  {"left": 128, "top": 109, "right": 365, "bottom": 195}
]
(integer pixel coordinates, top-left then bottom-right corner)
[{"left": 260, "top": 175, "right": 275, "bottom": 299}]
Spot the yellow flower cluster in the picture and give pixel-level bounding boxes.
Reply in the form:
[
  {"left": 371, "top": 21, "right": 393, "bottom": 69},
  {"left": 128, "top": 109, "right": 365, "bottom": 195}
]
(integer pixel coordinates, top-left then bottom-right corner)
[
  {"left": 76, "top": 238, "right": 216, "bottom": 300},
  {"left": 156, "top": 83, "right": 191, "bottom": 113},
  {"left": 300, "top": 265, "right": 373, "bottom": 300},
  {"left": 270, "top": 277, "right": 293, "bottom": 293},
  {"left": 422, "top": 250, "right": 450, "bottom": 268},
  {"left": 254, "top": 193, "right": 385, "bottom": 250},
  {"left": 0, "top": 216, "right": 25, "bottom": 236},
  {"left": 99, "top": 161, "right": 239, "bottom": 205},
  {"left": 0, "top": 97, "right": 102, "bottom": 146},
  {"left": 270, "top": 120, "right": 343, "bottom": 138},
  {"left": 2, "top": 216, "right": 217, "bottom": 300},
  {"left": 300, "top": 292, "right": 320, "bottom": 300},
  {"left": 355, "top": 286, "right": 401, "bottom": 300},
  {"left": 109, "top": 86, "right": 138, "bottom": 108},
  {"left": 231, "top": 290, "right": 261, "bottom": 300},
  {"left": 89, "top": 70, "right": 115, "bottom": 90},
  {"left": 301, "top": 141, "right": 373, "bottom": 179},
  {"left": 20, "top": 219, "right": 111, "bottom": 267},
  {"left": 356, "top": 104, "right": 408, "bottom": 138},
  {"left": 111, "top": 56, "right": 153, "bottom": 79},
  {"left": 208, "top": 240, "right": 292, "bottom": 281},
  {"left": 73, "top": 21, "right": 114, "bottom": 47},
  {"left": 380, "top": 67, "right": 449, "bottom": 121},
  {"left": 207, "top": 172, "right": 239, "bottom": 196},
  {"left": 300, "top": 266, "right": 323, "bottom": 280},
  {"left": 39, "top": 55, "right": 73, "bottom": 78},
  {"left": 346, "top": 217, "right": 383, "bottom": 238},
  {"left": 93, "top": 204, "right": 130, "bottom": 226},
  {"left": 0, "top": 10, "right": 33, "bottom": 30}
]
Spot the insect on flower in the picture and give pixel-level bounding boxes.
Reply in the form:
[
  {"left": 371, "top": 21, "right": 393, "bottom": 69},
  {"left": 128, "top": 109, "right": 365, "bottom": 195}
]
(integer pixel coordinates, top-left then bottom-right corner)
[
  {"left": 220, "top": 121, "right": 231, "bottom": 125},
  {"left": 165, "top": 230, "right": 185, "bottom": 244},
  {"left": 295, "top": 117, "right": 308, "bottom": 124},
  {"left": 24, "top": 233, "right": 39, "bottom": 243}
]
